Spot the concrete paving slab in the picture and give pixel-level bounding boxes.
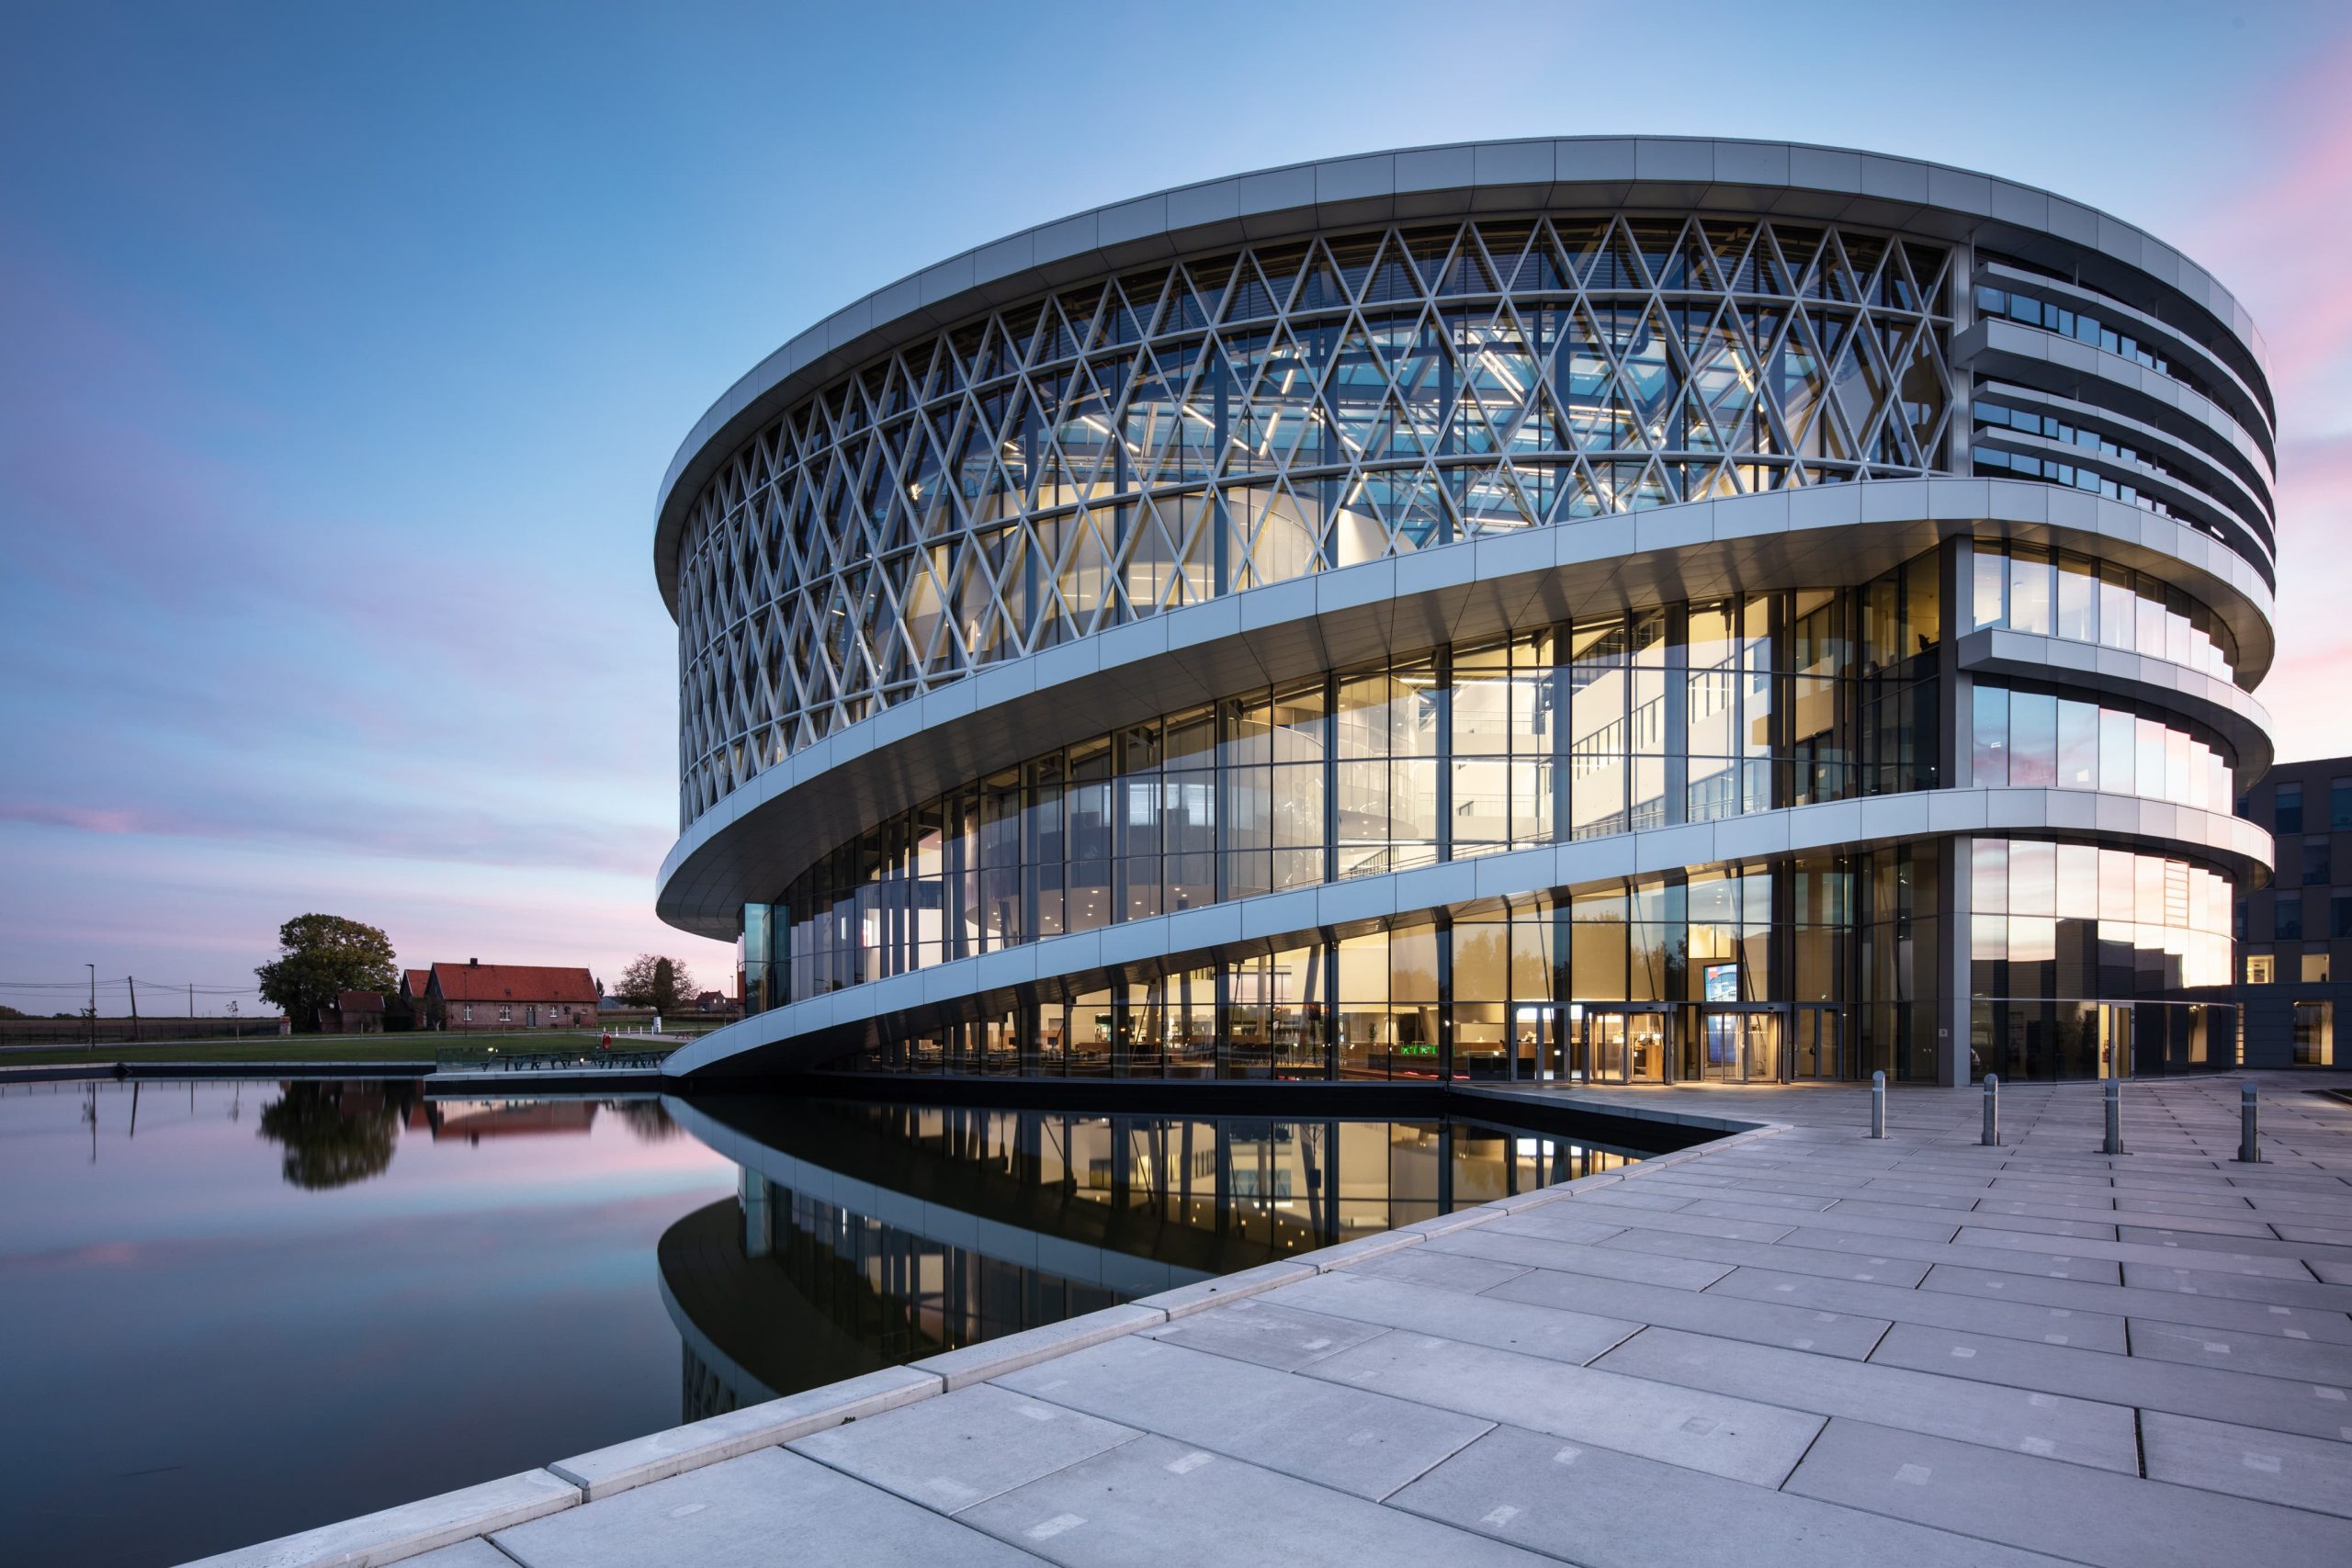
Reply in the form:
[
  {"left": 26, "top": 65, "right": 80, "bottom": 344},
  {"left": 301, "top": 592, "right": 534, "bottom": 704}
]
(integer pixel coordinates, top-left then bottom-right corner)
[
  {"left": 1687, "top": 1197, "right": 1960, "bottom": 1239},
  {"left": 2120, "top": 1224, "right": 2352, "bottom": 1262},
  {"left": 1994, "top": 1203, "right": 2267, "bottom": 1241},
  {"left": 2222, "top": 1190, "right": 2352, "bottom": 1216},
  {"left": 1949, "top": 1226, "right": 2317, "bottom": 1279},
  {"left": 187, "top": 1469, "right": 580, "bottom": 1568},
  {"left": 1486, "top": 1261, "right": 1892, "bottom": 1358},
  {"left": 1598, "top": 1224, "right": 1932, "bottom": 1285},
  {"left": 1628, "top": 1177, "right": 1840, "bottom": 1210},
  {"left": 492, "top": 1449, "right": 1033, "bottom": 1568},
  {"left": 1833, "top": 1198, "right": 2115, "bottom": 1240},
  {"left": 2141, "top": 1409, "right": 2352, "bottom": 1517},
  {"left": 957, "top": 1432, "right": 1551, "bottom": 1566},
  {"left": 1535, "top": 1201, "right": 1798, "bottom": 1244},
  {"left": 788, "top": 1383, "right": 1137, "bottom": 1514},
  {"left": 1921, "top": 1261, "right": 2352, "bottom": 1342},
  {"left": 2061, "top": 1207, "right": 2272, "bottom": 1238},
  {"left": 910, "top": 1303, "right": 1166, "bottom": 1390},
  {"left": 1707, "top": 1265, "right": 2128, "bottom": 1351},
  {"left": 1139, "top": 1294, "right": 1385, "bottom": 1371},
  {"left": 2121, "top": 1261, "right": 2352, "bottom": 1312},
  {"left": 1390, "top": 1422, "right": 2075, "bottom": 1568},
  {"left": 1266, "top": 1269, "right": 1643, "bottom": 1363},
  {"left": 398, "top": 1542, "right": 512, "bottom": 1568},
  {"left": 548, "top": 1365, "right": 941, "bottom": 1500},
  {"left": 2126, "top": 1318, "right": 2352, "bottom": 1383},
  {"left": 1778, "top": 1224, "right": 2123, "bottom": 1280},
  {"left": 1475, "top": 1211, "right": 1629, "bottom": 1247},
  {"left": 1860, "top": 1174, "right": 2006, "bottom": 1199},
  {"left": 1295, "top": 1228, "right": 1427, "bottom": 1272},
  {"left": 1970, "top": 1192, "right": 2137, "bottom": 1221},
  {"left": 1131, "top": 1258, "right": 1316, "bottom": 1319},
  {"left": 1869, "top": 1323, "right": 2352, "bottom": 1439},
  {"left": 1842, "top": 1183, "right": 1989, "bottom": 1211},
  {"left": 1335, "top": 1245, "right": 1531, "bottom": 1294},
  {"left": 1425, "top": 1226, "right": 1735, "bottom": 1289},
  {"left": 1598, "top": 1323, "right": 2138, "bottom": 1470},
  {"left": 2267, "top": 1222, "right": 2352, "bottom": 1250},
  {"left": 1305, "top": 1329, "right": 1825, "bottom": 1485},
  {"left": 1547, "top": 1186, "right": 1696, "bottom": 1213},
  {"left": 1786, "top": 1416, "right": 2352, "bottom": 1568},
  {"left": 996, "top": 1332, "right": 1493, "bottom": 1500}
]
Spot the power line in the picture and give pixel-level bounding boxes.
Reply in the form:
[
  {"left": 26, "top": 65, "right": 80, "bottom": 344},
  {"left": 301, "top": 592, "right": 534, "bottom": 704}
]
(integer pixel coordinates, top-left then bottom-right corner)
[{"left": 0, "top": 978, "right": 261, "bottom": 986}]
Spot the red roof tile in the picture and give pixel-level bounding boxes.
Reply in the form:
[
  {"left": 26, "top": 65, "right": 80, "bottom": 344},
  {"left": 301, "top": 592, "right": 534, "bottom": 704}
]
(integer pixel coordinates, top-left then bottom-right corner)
[{"left": 430, "top": 963, "right": 598, "bottom": 1005}]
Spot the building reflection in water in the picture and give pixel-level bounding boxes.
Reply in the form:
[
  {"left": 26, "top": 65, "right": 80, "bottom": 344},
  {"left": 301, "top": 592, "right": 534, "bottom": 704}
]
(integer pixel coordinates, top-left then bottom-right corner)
[
  {"left": 409, "top": 1098, "right": 601, "bottom": 1143},
  {"left": 661, "top": 1100, "right": 1638, "bottom": 1419}
]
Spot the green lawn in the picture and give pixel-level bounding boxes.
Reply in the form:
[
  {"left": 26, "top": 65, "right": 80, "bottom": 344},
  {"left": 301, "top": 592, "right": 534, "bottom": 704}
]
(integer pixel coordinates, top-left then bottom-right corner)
[{"left": 0, "top": 1031, "right": 688, "bottom": 1069}]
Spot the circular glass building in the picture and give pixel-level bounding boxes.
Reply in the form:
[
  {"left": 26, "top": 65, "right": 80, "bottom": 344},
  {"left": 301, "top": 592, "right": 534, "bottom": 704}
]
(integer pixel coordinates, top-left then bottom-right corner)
[{"left": 655, "top": 137, "right": 2276, "bottom": 1087}]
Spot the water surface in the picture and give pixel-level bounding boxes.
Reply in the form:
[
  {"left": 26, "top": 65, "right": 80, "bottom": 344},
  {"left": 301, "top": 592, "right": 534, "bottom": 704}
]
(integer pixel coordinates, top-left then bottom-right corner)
[{"left": 0, "top": 1078, "right": 1637, "bottom": 1564}]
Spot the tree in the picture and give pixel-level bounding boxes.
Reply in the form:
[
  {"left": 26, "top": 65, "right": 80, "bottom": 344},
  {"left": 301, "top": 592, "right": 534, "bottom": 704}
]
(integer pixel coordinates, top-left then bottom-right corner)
[
  {"left": 614, "top": 953, "right": 692, "bottom": 1011},
  {"left": 255, "top": 914, "right": 399, "bottom": 1033}
]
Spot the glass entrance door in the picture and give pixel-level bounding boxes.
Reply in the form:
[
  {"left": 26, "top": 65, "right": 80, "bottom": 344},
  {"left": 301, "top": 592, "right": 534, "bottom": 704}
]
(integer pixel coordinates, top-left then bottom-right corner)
[
  {"left": 1791, "top": 1006, "right": 1842, "bottom": 1079},
  {"left": 1578, "top": 1008, "right": 1670, "bottom": 1084},
  {"left": 1511, "top": 1004, "right": 1556, "bottom": 1080},
  {"left": 1702, "top": 1009, "right": 1782, "bottom": 1083}
]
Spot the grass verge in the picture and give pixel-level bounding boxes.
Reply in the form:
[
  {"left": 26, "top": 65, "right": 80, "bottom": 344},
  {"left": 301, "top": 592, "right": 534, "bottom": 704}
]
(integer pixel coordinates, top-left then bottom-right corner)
[{"left": 0, "top": 1032, "right": 687, "bottom": 1068}]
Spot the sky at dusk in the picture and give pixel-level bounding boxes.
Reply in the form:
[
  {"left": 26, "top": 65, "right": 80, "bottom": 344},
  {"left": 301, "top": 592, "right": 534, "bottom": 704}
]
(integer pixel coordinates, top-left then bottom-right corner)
[{"left": 4, "top": 0, "right": 2347, "bottom": 1015}]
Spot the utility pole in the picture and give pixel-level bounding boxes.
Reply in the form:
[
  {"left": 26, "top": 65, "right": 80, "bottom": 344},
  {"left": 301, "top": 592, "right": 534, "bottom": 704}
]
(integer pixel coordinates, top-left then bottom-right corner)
[
  {"left": 188, "top": 983, "right": 195, "bottom": 1019},
  {"left": 86, "top": 963, "right": 96, "bottom": 1050},
  {"left": 127, "top": 976, "right": 140, "bottom": 1043}
]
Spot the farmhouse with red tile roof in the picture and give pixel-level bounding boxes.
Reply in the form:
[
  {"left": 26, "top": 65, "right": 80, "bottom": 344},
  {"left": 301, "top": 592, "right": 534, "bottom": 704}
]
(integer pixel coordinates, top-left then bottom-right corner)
[{"left": 428, "top": 959, "right": 598, "bottom": 1031}]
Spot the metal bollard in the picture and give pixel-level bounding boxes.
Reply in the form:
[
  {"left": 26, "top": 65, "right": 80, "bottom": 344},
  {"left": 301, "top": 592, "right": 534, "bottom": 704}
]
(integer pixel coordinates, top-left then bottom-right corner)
[
  {"left": 1870, "top": 1069, "right": 1887, "bottom": 1139},
  {"left": 2102, "top": 1077, "right": 2126, "bottom": 1156},
  {"left": 1982, "top": 1074, "right": 2000, "bottom": 1146},
  {"left": 2238, "top": 1083, "right": 2262, "bottom": 1164}
]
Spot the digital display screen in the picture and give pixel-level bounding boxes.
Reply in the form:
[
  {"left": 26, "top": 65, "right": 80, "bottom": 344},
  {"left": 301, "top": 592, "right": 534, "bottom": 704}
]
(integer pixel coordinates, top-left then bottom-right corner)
[{"left": 1704, "top": 963, "right": 1739, "bottom": 1003}]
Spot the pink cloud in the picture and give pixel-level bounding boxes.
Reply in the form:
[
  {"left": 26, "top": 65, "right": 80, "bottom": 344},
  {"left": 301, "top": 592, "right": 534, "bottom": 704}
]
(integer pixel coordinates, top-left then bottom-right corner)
[{"left": 0, "top": 801, "right": 146, "bottom": 835}]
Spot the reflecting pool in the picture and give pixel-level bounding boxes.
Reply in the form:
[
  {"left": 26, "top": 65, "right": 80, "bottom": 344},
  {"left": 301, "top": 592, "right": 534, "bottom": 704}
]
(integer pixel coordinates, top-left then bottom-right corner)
[{"left": 0, "top": 1079, "right": 1640, "bottom": 1564}]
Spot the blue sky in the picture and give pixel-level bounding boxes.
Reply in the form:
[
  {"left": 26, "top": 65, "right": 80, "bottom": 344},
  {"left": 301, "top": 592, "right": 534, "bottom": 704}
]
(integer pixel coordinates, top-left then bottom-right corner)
[{"left": 5, "top": 1, "right": 2347, "bottom": 1013}]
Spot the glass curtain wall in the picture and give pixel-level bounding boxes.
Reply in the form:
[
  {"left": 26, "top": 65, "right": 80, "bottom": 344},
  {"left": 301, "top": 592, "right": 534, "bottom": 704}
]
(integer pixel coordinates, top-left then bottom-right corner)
[
  {"left": 1968, "top": 539, "right": 2238, "bottom": 681},
  {"left": 760, "top": 561, "right": 1941, "bottom": 1007},
  {"left": 1971, "top": 684, "right": 2233, "bottom": 808},
  {"left": 1965, "top": 836, "right": 2233, "bottom": 1080},
  {"left": 843, "top": 852, "right": 1949, "bottom": 1082}
]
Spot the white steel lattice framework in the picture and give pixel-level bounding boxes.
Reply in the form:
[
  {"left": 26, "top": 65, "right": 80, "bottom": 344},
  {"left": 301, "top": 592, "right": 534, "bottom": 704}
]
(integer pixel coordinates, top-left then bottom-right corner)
[{"left": 673, "top": 214, "right": 1959, "bottom": 824}]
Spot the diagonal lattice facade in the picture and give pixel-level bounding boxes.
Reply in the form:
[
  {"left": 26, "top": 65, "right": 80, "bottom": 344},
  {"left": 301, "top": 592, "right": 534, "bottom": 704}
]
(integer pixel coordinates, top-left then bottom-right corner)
[{"left": 673, "top": 213, "right": 1959, "bottom": 826}]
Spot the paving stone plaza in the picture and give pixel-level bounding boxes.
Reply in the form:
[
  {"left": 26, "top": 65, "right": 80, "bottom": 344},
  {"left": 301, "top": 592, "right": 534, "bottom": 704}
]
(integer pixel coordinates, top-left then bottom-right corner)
[{"left": 198, "top": 1071, "right": 2352, "bottom": 1566}]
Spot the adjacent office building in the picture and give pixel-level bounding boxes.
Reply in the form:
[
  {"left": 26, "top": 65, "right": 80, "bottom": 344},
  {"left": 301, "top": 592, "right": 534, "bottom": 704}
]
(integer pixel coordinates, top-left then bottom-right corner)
[
  {"left": 653, "top": 138, "right": 2278, "bottom": 1088},
  {"left": 2235, "top": 759, "right": 2347, "bottom": 1068}
]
